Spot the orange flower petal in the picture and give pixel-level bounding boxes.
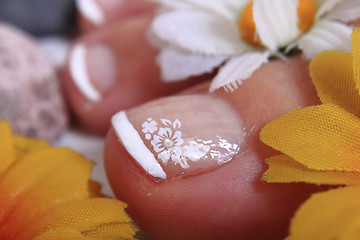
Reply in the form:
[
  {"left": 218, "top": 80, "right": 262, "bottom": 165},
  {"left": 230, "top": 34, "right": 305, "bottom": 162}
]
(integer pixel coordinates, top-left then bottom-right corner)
[
  {"left": 263, "top": 154, "right": 360, "bottom": 185},
  {"left": 0, "top": 122, "right": 14, "bottom": 175},
  {"left": 19, "top": 199, "right": 137, "bottom": 240},
  {"left": 286, "top": 185, "right": 360, "bottom": 240},
  {"left": 0, "top": 122, "right": 137, "bottom": 239},
  {"left": 260, "top": 104, "right": 360, "bottom": 171},
  {"left": 310, "top": 50, "right": 360, "bottom": 117},
  {"left": 0, "top": 148, "right": 92, "bottom": 239},
  {"left": 353, "top": 28, "right": 360, "bottom": 93}
]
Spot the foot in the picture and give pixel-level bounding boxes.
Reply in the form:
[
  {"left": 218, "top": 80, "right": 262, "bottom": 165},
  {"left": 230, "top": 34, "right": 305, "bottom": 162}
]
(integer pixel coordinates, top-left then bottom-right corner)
[
  {"left": 104, "top": 55, "right": 325, "bottom": 240},
  {"left": 63, "top": 1, "right": 360, "bottom": 239},
  {"left": 63, "top": 6, "right": 209, "bottom": 133}
]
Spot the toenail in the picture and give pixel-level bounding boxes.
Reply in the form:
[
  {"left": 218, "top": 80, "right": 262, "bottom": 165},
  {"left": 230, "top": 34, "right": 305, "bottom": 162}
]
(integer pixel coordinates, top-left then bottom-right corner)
[
  {"left": 111, "top": 94, "right": 246, "bottom": 181},
  {"left": 76, "top": 0, "right": 106, "bottom": 26},
  {"left": 69, "top": 43, "right": 117, "bottom": 102}
]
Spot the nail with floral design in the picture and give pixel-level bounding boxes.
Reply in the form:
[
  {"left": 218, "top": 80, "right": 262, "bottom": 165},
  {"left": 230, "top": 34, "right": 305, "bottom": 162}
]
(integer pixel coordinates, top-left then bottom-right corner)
[
  {"left": 142, "top": 118, "right": 158, "bottom": 139},
  {"left": 111, "top": 95, "right": 246, "bottom": 180}
]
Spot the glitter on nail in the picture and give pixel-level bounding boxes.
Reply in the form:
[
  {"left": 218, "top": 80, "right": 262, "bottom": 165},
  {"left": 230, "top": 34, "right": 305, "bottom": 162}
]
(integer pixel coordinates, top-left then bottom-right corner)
[{"left": 164, "top": 138, "right": 174, "bottom": 149}]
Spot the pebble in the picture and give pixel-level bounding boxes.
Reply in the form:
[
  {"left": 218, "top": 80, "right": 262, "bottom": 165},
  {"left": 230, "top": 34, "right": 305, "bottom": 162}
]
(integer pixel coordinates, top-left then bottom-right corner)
[
  {"left": 0, "top": 0, "right": 76, "bottom": 36},
  {"left": 0, "top": 23, "right": 68, "bottom": 141}
]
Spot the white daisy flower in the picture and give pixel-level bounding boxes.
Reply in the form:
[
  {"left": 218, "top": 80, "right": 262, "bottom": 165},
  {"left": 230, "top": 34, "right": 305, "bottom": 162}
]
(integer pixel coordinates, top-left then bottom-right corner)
[
  {"left": 142, "top": 118, "right": 158, "bottom": 134},
  {"left": 148, "top": 0, "right": 360, "bottom": 92},
  {"left": 151, "top": 125, "right": 184, "bottom": 164}
]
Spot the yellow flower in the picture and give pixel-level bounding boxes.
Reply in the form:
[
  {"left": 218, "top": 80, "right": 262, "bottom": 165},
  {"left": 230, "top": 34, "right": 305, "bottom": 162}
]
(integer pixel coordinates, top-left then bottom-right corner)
[
  {"left": 0, "top": 121, "right": 137, "bottom": 239},
  {"left": 260, "top": 28, "right": 360, "bottom": 240}
]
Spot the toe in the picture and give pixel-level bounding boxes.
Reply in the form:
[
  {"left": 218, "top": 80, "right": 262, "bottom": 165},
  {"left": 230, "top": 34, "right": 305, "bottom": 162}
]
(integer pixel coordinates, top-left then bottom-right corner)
[{"left": 104, "top": 55, "right": 324, "bottom": 239}]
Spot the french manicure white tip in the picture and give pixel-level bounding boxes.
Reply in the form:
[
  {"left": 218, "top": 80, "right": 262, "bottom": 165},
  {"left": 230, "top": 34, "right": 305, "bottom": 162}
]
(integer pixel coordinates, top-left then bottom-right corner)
[
  {"left": 112, "top": 111, "right": 167, "bottom": 179},
  {"left": 76, "top": 0, "right": 106, "bottom": 26},
  {"left": 70, "top": 44, "right": 102, "bottom": 102}
]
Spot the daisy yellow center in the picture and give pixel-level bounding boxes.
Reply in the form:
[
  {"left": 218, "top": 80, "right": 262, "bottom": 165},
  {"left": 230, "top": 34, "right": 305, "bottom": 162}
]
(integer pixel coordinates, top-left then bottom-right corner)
[{"left": 238, "top": 0, "right": 317, "bottom": 47}]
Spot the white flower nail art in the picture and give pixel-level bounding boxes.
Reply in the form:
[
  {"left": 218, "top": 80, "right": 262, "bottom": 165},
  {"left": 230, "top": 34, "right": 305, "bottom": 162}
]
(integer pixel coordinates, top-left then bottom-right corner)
[
  {"left": 142, "top": 118, "right": 211, "bottom": 168},
  {"left": 183, "top": 141, "right": 210, "bottom": 167},
  {"left": 151, "top": 127, "right": 184, "bottom": 150},
  {"left": 142, "top": 118, "right": 158, "bottom": 139},
  {"left": 151, "top": 126, "right": 184, "bottom": 164}
]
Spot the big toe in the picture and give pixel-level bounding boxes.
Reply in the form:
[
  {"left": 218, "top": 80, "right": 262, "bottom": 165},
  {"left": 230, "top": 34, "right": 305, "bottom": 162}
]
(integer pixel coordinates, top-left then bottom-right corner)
[{"left": 104, "top": 55, "right": 325, "bottom": 240}]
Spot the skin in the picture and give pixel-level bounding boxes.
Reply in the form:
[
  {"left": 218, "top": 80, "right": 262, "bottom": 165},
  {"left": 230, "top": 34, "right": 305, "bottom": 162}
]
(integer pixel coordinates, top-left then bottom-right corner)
[
  {"left": 64, "top": 1, "right": 360, "bottom": 239},
  {"left": 104, "top": 56, "right": 325, "bottom": 240},
  {"left": 63, "top": 14, "right": 210, "bottom": 133}
]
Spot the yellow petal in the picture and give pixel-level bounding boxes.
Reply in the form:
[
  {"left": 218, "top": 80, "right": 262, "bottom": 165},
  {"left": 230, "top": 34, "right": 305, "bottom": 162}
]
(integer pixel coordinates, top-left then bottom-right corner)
[
  {"left": 81, "top": 222, "right": 137, "bottom": 239},
  {"left": 260, "top": 104, "right": 360, "bottom": 171},
  {"left": 0, "top": 123, "right": 137, "bottom": 239},
  {"left": 0, "top": 121, "right": 14, "bottom": 176},
  {"left": 34, "top": 226, "right": 133, "bottom": 240},
  {"left": 13, "top": 136, "right": 49, "bottom": 161},
  {"left": 0, "top": 148, "right": 92, "bottom": 238},
  {"left": 286, "top": 185, "right": 360, "bottom": 240},
  {"left": 353, "top": 28, "right": 360, "bottom": 93},
  {"left": 19, "top": 198, "right": 137, "bottom": 240},
  {"left": 33, "top": 227, "right": 91, "bottom": 240},
  {"left": 88, "top": 180, "right": 103, "bottom": 198},
  {"left": 263, "top": 154, "right": 360, "bottom": 185},
  {"left": 310, "top": 50, "right": 360, "bottom": 117}
]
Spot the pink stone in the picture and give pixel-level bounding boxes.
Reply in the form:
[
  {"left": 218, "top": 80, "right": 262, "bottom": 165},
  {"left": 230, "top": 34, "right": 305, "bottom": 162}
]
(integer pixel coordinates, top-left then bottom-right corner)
[{"left": 0, "top": 23, "right": 68, "bottom": 141}]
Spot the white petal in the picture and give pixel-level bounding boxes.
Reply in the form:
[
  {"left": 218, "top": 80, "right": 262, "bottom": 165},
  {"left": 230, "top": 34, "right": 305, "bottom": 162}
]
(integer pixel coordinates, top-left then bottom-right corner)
[
  {"left": 209, "top": 51, "right": 270, "bottom": 92},
  {"left": 146, "top": 27, "right": 168, "bottom": 50},
  {"left": 158, "top": 150, "right": 171, "bottom": 164},
  {"left": 253, "top": 0, "right": 300, "bottom": 50},
  {"left": 148, "top": 0, "right": 193, "bottom": 10},
  {"left": 298, "top": 20, "right": 352, "bottom": 59},
  {"left": 173, "top": 131, "right": 184, "bottom": 146},
  {"left": 253, "top": 0, "right": 300, "bottom": 51},
  {"left": 173, "top": 119, "right": 181, "bottom": 129},
  {"left": 315, "top": 0, "right": 342, "bottom": 19},
  {"left": 151, "top": 135, "right": 164, "bottom": 152},
  {"left": 157, "top": 47, "right": 227, "bottom": 81},
  {"left": 151, "top": 10, "right": 251, "bottom": 55},
  {"left": 170, "top": 148, "right": 184, "bottom": 166},
  {"left": 161, "top": 127, "right": 172, "bottom": 138},
  {"left": 322, "top": 0, "right": 360, "bottom": 22},
  {"left": 185, "top": 0, "right": 248, "bottom": 22},
  {"left": 160, "top": 118, "right": 171, "bottom": 126}
]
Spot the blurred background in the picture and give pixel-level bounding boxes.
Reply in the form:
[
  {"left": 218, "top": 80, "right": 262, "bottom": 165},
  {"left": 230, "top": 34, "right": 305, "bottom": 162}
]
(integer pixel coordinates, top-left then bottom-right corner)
[{"left": 0, "top": 0, "right": 112, "bottom": 197}]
